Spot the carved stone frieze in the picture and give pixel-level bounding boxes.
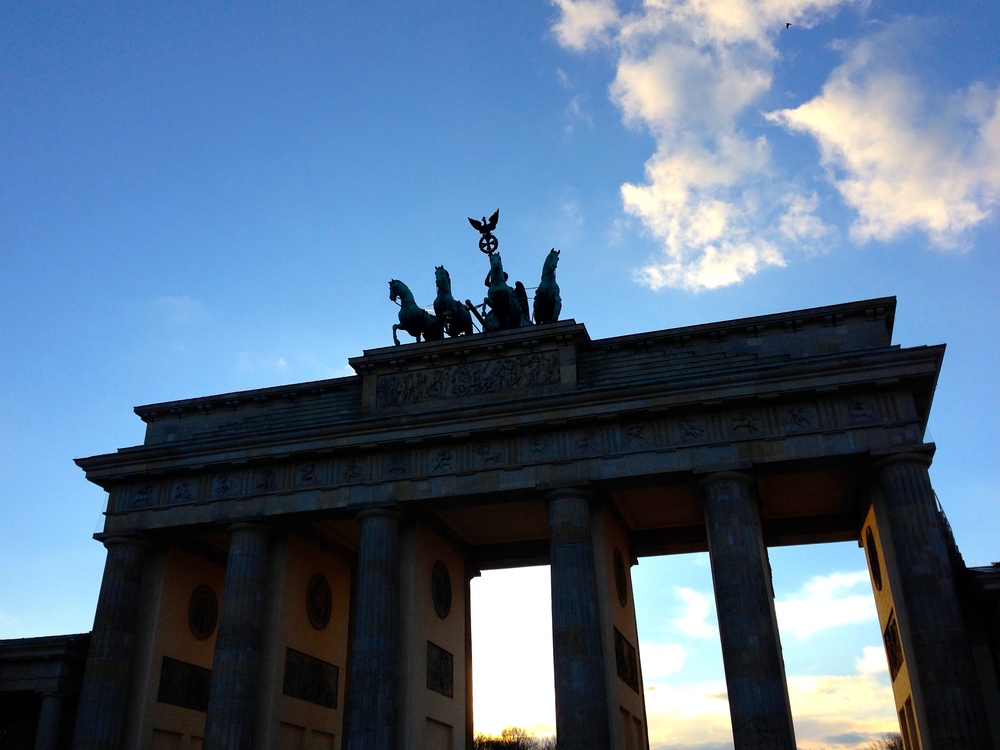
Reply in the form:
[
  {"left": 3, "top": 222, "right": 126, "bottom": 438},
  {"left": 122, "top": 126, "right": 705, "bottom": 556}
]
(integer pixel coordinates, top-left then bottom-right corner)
[
  {"left": 375, "top": 352, "right": 560, "bottom": 407},
  {"left": 172, "top": 481, "right": 195, "bottom": 504},
  {"left": 676, "top": 417, "right": 707, "bottom": 444},
  {"left": 783, "top": 406, "right": 815, "bottom": 432},
  {"left": 624, "top": 424, "right": 649, "bottom": 449},
  {"left": 848, "top": 399, "right": 879, "bottom": 425},
  {"left": 111, "top": 392, "right": 917, "bottom": 514},
  {"left": 730, "top": 412, "right": 762, "bottom": 436},
  {"left": 475, "top": 443, "right": 503, "bottom": 468}
]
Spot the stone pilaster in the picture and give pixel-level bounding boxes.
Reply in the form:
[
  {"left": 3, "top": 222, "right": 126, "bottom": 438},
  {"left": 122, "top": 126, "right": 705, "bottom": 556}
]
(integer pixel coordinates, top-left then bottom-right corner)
[
  {"left": 548, "top": 488, "right": 612, "bottom": 750},
  {"left": 345, "top": 508, "right": 403, "bottom": 750},
  {"left": 700, "top": 472, "right": 796, "bottom": 750},
  {"left": 71, "top": 536, "right": 147, "bottom": 750},
  {"left": 33, "top": 693, "right": 65, "bottom": 750},
  {"left": 874, "top": 453, "right": 992, "bottom": 748},
  {"left": 203, "top": 523, "right": 272, "bottom": 750}
]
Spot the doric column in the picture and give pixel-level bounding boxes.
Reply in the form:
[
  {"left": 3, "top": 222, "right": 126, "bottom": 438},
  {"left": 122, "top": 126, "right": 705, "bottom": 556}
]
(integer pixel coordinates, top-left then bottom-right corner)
[
  {"left": 72, "top": 535, "right": 147, "bottom": 750},
  {"left": 874, "top": 453, "right": 992, "bottom": 748},
  {"left": 34, "top": 693, "right": 65, "bottom": 750},
  {"left": 700, "top": 472, "right": 796, "bottom": 750},
  {"left": 203, "top": 523, "right": 272, "bottom": 750},
  {"left": 345, "top": 508, "right": 403, "bottom": 750},
  {"left": 547, "top": 488, "right": 611, "bottom": 750}
]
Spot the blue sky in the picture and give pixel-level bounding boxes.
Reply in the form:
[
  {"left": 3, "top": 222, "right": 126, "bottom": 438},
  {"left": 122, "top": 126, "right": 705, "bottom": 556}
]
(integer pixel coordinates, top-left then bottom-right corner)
[{"left": 2, "top": 2, "right": 998, "bottom": 748}]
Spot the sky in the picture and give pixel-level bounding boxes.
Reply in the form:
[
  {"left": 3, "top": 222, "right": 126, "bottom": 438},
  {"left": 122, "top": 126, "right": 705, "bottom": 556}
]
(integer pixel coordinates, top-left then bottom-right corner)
[{"left": 1, "top": 1, "right": 998, "bottom": 748}]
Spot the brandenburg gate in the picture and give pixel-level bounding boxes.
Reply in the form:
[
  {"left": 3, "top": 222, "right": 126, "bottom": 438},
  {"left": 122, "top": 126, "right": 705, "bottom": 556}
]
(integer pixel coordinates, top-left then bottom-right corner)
[{"left": 68, "top": 296, "right": 997, "bottom": 750}]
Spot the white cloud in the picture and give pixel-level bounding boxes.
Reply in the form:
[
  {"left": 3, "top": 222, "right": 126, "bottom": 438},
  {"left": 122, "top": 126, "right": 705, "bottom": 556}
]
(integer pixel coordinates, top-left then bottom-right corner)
[
  {"left": 640, "top": 641, "right": 686, "bottom": 676},
  {"left": 779, "top": 191, "right": 834, "bottom": 244},
  {"left": 673, "top": 586, "right": 717, "bottom": 638},
  {"left": 856, "top": 645, "right": 888, "bottom": 675},
  {"left": 551, "top": 0, "right": 856, "bottom": 290},
  {"left": 551, "top": 0, "right": 620, "bottom": 51},
  {"left": 767, "top": 30, "right": 1000, "bottom": 248},
  {"left": 552, "top": 3, "right": 997, "bottom": 290},
  {"left": 775, "top": 570, "right": 876, "bottom": 639}
]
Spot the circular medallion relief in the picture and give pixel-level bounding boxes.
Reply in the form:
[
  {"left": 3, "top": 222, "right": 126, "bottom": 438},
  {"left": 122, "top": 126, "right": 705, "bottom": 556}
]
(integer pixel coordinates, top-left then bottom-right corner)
[
  {"left": 431, "top": 561, "right": 452, "bottom": 619},
  {"left": 613, "top": 548, "right": 629, "bottom": 607},
  {"left": 188, "top": 585, "right": 218, "bottom": 641},
  {"left": 865, "top": 527, "right": 883, "bottom": 592},
  {"left": 306, "top": 573, "right": 333, "bottom": 630}
]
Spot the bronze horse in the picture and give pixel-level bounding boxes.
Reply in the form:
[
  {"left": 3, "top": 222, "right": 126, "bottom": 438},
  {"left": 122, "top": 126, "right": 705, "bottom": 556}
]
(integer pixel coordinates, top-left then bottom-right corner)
[
  {"left": 389, "top": 279, "right": 443, "bottom": 345},
  {"left": 434, "top": 266, "right": 473, "bottom": 337},
  {"left": 482, "top": 252, "right": 527, "bottom": 331},
  {"left": 533, "top": 248, "right": 561, "bottom": 324}
]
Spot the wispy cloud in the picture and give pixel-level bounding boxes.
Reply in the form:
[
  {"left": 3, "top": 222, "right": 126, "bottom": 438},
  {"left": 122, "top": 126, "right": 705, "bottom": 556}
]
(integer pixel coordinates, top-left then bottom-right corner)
[
  {"left": 551, "top": 2, "right": 997, "bottom": 289},
  {"left": 767, "top": 22, "right": 1000, "bottom": 250},
  {"left": 775, "top": 570, "right": 876, "bottom": 639},
  {"left": 556, "top": 68, "right": 594, "bottom": 138},
  {"left": 236, "top": 352, "right": 290, "bottom": 374},
  {"left": 788, "top": 669, "right": 897, "bottom": 749},
  {"left": 672, "top": 586, "right": 717, "bottom": 638},
  {"left": 154, "top": 295, "right": 207, "bottom": 326},
  {"left": 643, "top": 646, "right": 896, "bottom": 749}
]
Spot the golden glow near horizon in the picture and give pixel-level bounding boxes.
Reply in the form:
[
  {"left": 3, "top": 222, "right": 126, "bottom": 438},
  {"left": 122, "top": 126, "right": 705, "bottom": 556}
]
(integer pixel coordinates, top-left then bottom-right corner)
[{"left": 472, "top": 559, "right": 897, "bottom": 749}]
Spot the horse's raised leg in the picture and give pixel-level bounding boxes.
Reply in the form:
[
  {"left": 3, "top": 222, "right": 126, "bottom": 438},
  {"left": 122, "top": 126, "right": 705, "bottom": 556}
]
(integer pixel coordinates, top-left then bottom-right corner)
[{"left": 393, "top": 324, "right": 401, "bottom": 346}]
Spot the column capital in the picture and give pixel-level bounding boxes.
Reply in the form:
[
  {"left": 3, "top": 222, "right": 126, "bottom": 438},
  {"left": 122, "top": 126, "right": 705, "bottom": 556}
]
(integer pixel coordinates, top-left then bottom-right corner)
[
  {"left": 696, "top": 470, "right": 755, "bottom": 492},
  {"left": 99, "top": 534, "right": 149, "bottom": 551},
  {"left": 224, "top": 521, "right": 272, "bottom": 535},
  {"left": 872, "top": 450, "right": 934, "bottom": 473},
  {"left": 355, "top": 506, "right": 404, "bottom": 522},
  {"left": 544, "top": 486, "right": 596, "bottom": 504}
]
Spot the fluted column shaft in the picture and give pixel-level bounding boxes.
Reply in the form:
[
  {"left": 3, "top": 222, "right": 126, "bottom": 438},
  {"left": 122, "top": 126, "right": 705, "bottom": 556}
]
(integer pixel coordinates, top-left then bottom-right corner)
[
  {"left": 203, "top": 523, "right": 271, "bottom": 750},
  {"left": 345, "top": 509, "right": 403, "bottom": 750},
  {"left": 701, "top": 473, "right": 795, "bottom": 750},
  {"left": 875, "top": 454, "right": 992, "bottom": 748},
  {"left": 548, "top": 488, "right": 611, "bottom": 750},
  {"left": 71, "top": 536, "right": 147, "bottom": 750},
  {"left": 34, "top": 693, "right": 65, "bottom": 750}
]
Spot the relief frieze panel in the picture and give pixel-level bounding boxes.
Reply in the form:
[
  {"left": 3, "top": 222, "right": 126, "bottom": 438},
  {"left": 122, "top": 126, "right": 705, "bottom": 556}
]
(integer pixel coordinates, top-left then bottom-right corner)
[
  {"left": 624, "top": 423, "right": 650, "bottom": 450},
  {"left": 172, "top": 480, "right": 197, "bottom": 504},
  {"left": 783, "top": 406, "right": 816, "bottom": 433},
  {"left": 475, "top": 443, "right": 503, "bottom": 468},
  {"left": 525, "top": 434, "right": 550, "bottom": 458},
  {"left": 675, "top": 416, "right": 707, "bottom": 444},
  {"left": 730, "top": 411, "right": 762, "bottom": 437},
  {"left": 375, "top": 352, "right": 560, "bottom": 408},
  {"left": 384, "top": 452, "right": 406, "bottom": 477},
  {"left": 848, "top": 399, "right": 879, "bottom": 425},
  {"left": 213, "top": 472, "right": 242, "bottom": 499}
]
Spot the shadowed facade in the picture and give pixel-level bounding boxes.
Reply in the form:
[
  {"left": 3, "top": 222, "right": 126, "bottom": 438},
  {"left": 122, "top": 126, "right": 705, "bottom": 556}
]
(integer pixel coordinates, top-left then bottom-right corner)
[{"left": 3, "top": 298, "right": 998, "bottom": 749}]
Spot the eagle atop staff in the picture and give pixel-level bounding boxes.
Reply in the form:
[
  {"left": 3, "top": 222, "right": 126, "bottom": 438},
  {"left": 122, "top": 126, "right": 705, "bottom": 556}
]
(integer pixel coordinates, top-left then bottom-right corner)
[{"left": 468, "top": 208, "right": 500, "bottom": 254}]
